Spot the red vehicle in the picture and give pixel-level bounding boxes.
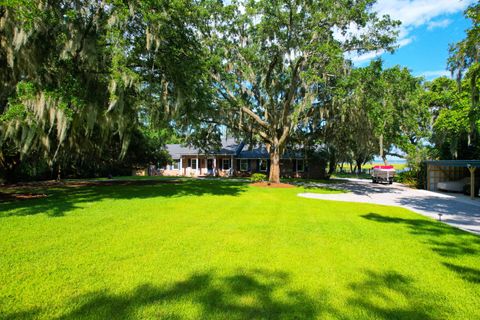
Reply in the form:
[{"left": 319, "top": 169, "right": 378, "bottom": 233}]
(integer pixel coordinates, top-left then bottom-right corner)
[{"left": 371, "top": 165, "right": 395, "bottom": 184}]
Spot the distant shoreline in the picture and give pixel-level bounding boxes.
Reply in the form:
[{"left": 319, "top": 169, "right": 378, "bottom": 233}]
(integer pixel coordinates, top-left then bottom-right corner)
[{"left": 370, "top": 160, "right": 407, "bottom": 164}]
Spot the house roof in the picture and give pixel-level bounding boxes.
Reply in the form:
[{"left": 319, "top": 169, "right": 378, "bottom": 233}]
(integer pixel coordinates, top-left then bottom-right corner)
[
  {"left": 166, "top": 138, "right": 305, "bottom": 159},
  {"left": 166, "top": 138, "right": 243, "bottom": 159},
  {"left": 237, "top": 145, "right": 303, "bottom": 159},
  {"left": 425, "top": 160, "right": 480, "bottom": 168},
  {"left": 237, "top": 145, "right": 269, "bottom": 159}
]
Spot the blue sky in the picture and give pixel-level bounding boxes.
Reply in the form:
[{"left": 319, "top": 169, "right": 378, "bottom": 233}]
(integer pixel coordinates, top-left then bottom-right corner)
[
  {"left": 352, "top": 0, "right": 474, "bottom": 80},
  {"left": 353, "top": 0, "right": 475, "bottom": 162}
]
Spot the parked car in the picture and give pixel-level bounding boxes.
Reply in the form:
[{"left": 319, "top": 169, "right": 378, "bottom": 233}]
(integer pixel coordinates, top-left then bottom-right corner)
[{"left": 372, "top": 165, "right": 395, "bottom": 184}]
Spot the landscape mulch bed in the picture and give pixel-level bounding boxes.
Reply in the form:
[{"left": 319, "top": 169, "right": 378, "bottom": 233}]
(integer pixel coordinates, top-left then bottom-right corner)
[
  {"left": 59, "top": 179, "right": 181, "bottom": 188},
  {"left": 0, "top": 193, "right": 48, "bottom": 201},
  {"left": 1, "top": 179, "right": 181, "bottom": 189},
  {"left": 250, "top": 181, "right": 295, "bottom": 188},
  {"left": 0, "top": 180, "right": 182, "bottom": 202}
]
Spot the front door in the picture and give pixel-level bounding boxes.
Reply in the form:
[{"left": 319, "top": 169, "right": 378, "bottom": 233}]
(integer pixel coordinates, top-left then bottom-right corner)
[{"left": 207, "top": 159, "right": 214, "bottom": 175}]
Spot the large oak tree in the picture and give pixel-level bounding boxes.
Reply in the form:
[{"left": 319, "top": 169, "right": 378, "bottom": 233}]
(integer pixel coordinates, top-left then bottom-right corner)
[{"left": 204, "top": 0, "right": 399, "bottom": 182}]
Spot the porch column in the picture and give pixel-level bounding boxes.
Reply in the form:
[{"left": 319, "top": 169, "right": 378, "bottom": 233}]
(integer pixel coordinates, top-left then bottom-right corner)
[
  {"left": 213, "top": 157, "right": 217, "bottom": 176},
  {"left": 427, "top": 164, "right": 431, "bottom": 191},
  {"left": 468, "top": 165, "right": 476, "bottom": 200},
  {"left": 196, "top": 157, "right": 199, "bottom": 176},
  {"left": 231, "top": 155, "right": 234, "bottom": 176},
  {"left": 180, "top": 158, "right": 183, "bottom": 176}
]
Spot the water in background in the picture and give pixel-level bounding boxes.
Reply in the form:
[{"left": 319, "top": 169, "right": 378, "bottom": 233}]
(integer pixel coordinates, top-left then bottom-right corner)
[{"left": 366, "top": 159, "right": 409, "bottom": 173}]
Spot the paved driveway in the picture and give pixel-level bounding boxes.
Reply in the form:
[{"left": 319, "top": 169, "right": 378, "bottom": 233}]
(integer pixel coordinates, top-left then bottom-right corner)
[{"left": 298, "top": 179, "right": 480, "bottom": 235}]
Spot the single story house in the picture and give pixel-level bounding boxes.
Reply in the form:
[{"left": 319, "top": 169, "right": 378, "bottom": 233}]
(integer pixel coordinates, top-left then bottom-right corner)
[{"left": 161, "top": 138, "right": 324, "bottom": 179}]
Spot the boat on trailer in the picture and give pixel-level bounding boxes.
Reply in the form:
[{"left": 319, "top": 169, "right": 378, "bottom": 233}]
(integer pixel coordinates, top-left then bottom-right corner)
[{"left": 371, "top": 165, "right": 395, "bottom": 184}]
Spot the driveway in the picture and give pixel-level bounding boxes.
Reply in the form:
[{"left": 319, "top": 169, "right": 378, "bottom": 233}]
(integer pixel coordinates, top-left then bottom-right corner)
[{"left": 298, "top": 179, "right": 480, "bottom": 235}]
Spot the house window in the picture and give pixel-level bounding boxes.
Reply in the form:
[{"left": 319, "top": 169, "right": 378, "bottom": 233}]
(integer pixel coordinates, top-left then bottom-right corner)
[
  {"left": 223, "top": 159, "right": 231, "bottom": 170},
  {"left": 259, "top": 160, "right": 267, "bottom": 172},
  {"left": 191, "top": 159, "right": 198, "bottom": 170},
  {"left": 172, "top": 159, "right": 180, "bottom": 170},
  {"left": 240, "top": 159, "right": 248, "bottom": 171},
  {"left": 296, "top": 159, "right": 304, "bottom": 172}
]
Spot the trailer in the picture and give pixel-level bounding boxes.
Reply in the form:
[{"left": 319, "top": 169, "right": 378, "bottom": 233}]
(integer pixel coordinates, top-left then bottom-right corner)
[{"left": 372, "top": 165, "right": 395, "bottom": 184}]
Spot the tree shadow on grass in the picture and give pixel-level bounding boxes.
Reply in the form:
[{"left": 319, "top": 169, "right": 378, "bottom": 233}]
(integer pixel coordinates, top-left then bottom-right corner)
[
  {"left": 56, "top": 269, "right": 321, "bottom": 320},
  {"left": 361, "top": 213, "right": 468, "bottom": 237},
  {"left": 0, "top": 180, "right": 248, "bottom": 218},
  {"left": 1, "top": 268, "right": 450, "bottom": 320},
  {"left": 443, "top": 262, "right": 480, "bottom": 284},
  {"left": 362, "top": 212, "right": 480, "bottom": 287},
  {"left": 362, "top": 213, "right": 480, "bottom": 257},
  {"left": 346, "top": 270, "right": 444, "bottom": 320}
]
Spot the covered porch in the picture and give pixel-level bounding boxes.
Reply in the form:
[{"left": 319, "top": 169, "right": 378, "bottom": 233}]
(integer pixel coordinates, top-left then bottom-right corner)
[{"left": 178, "top": 155, "right": 235, "bottom": 177}]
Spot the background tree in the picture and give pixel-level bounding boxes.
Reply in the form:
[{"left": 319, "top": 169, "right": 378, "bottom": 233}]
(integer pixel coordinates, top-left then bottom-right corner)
[
  {"left": 425, "top": 77, "right": 474, "bottom": 159},
  {"left": 448, "top": 2, "right": 479, "bottom": 149},
  {"left": 0, "top": 0, "right": 209, "bottom": 182},
  {"left": 331, "top": 60, "right": 427, "bottom": 173}
]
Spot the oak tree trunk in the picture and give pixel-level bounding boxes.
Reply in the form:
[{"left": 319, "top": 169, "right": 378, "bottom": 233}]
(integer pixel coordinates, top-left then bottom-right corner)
[
  {"left": 56, "top": 165, "right": 62, "bottom": 182},
  {"left": 379, "top": 133, "right": 384, "bottom": 161},
  {"left": 269, "top": 148, "right": 281, "bottom": 183},
  {"left": 328, "top": 150, "right": 336, "bottom": 175},
  {"left": 356, "top": 159, "right": 363, "bottom": 174}
]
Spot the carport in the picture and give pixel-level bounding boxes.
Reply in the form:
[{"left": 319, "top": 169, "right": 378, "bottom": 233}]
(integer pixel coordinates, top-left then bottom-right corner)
[{"left": 425, "top": 160, "right": 480, "bottom": 199}]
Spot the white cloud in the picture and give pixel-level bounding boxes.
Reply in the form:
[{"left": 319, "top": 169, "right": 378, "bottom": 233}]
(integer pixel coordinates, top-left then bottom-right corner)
[
  {"left": 397, "top": 37, "right": 414, "bottom": 48},
  {"left": 349, "top": 50, "right": 385, "bottom": 64},
  {"left": 348, "top": 0, "right": 474, "bottom": 65},
  {"left": 349, "top": 36, "right": 412, "bottom": 65},
  {"left": 373, "top": 0, "right": 473, "bottom": 28},
  {"left": 373, "top": 0, "right": 472, "bottom": 43},
  {"left": 427, "top": 18, "right": 453, "bottom": 30},
  {"left": 418, "top": 70, "right": 452, "bottom": 79}
]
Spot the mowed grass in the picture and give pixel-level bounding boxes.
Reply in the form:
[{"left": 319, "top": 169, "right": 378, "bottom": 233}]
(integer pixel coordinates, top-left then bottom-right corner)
[{"left": 0, "top": 179, "right": 479, "bottom": 319}]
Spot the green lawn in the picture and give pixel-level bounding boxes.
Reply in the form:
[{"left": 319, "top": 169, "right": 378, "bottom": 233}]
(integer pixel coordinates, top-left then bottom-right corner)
[{"left": 0, "top": 179, "right": 479, "bottom": 319}]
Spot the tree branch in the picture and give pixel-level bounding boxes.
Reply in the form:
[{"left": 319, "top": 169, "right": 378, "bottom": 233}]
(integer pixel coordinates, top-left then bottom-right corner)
[
  {"left": 212, "top": 72, "right": 270, "bottom": 135},
  {"left": 236, "top": 120, "right": 272, "bottom": 144},
  {"left": 281, "top": 56, "right": 305, "bottom": 126},
  {"left": 241, "top": 106, "right": 269, "bottom": 130}
]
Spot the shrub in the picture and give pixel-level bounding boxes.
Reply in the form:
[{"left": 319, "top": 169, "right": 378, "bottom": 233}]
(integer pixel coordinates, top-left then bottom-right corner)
[
  {"left": 394, "top": 163, "right": 427, "bottom": 189},
  {"left": 251, "top": 173, "right": 267, "bottom": 182},
  {"left": 395, "top": 170, "right": 417, "bottom": 187}
]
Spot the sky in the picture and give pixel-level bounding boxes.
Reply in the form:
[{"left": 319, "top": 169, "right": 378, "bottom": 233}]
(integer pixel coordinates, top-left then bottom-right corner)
[
  {"left": 357, "top": 0, "right": 474, "bottom": 162},
  {"left": 351, "top": 0, "right": 475, "bottom": 80}
]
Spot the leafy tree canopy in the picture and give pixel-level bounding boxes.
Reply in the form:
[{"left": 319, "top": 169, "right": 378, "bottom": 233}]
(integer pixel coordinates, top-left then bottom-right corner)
[
  {"left": 0, "top": 0, "right": 210, "bottom": 181},
  {"left": 202, "top": 0, "right": 399, "bottom": 182}
]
